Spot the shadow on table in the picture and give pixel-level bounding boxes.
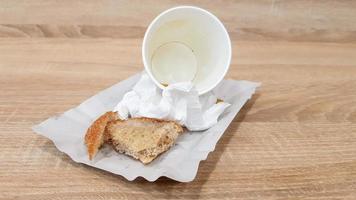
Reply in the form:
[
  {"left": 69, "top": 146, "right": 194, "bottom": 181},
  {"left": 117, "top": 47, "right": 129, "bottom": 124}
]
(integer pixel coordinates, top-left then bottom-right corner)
[{"left": 39, "top": 93, "right": 260, "bottom": 199}]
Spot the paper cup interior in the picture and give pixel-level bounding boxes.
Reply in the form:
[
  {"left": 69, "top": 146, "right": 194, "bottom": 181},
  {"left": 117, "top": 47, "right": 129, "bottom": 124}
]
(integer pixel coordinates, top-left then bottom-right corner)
[{"left": 143, "top": 6, "right": 231, "bottom": 94}]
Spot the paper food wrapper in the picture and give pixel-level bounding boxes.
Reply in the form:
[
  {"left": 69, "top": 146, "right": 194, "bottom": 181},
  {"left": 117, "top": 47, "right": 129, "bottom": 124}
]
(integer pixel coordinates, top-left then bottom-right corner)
[{"left": 32, "top": 73, "right": 260, "bottom": 182}]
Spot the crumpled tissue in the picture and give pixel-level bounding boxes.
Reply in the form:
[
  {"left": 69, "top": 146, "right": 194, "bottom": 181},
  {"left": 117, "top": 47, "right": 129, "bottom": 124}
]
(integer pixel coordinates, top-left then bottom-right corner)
[{"left": 114, "top": 73, "right": 230, "bottom": 131}]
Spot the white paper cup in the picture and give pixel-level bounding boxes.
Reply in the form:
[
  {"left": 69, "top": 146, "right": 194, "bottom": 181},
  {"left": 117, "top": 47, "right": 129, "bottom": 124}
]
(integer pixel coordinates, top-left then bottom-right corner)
[{"left": 142, "top": 6, "right": 231, "bottom": 95}]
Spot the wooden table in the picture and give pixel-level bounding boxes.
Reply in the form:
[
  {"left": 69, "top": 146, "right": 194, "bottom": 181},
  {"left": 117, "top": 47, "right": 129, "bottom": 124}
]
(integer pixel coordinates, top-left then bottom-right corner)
[{"left": 1, "top": 1, "right": 356, "bottom": 199}]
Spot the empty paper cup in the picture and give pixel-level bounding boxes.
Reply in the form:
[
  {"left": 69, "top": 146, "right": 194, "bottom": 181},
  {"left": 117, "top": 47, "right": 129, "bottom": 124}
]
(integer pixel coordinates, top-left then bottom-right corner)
[{"left": 142, "top": 6, "right": 231, "bottom": 95}]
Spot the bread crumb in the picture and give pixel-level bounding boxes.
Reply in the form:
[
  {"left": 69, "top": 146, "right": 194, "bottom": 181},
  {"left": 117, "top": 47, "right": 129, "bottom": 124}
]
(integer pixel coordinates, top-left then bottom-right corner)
[{"left": 216, "top": 98, "right": 224, "bottom": 104}]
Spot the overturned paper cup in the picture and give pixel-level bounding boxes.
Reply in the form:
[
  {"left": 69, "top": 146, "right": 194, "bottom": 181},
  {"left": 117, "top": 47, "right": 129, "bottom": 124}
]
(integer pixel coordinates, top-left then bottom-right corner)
[{"left": 142, "top": 6, "right": 231, "bottom": 95}]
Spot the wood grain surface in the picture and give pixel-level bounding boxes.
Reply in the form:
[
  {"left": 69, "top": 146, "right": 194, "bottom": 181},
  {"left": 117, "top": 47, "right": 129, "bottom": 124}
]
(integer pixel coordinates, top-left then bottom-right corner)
[{"left": 1, "top": 1, "right": 356, "bottom": 199}]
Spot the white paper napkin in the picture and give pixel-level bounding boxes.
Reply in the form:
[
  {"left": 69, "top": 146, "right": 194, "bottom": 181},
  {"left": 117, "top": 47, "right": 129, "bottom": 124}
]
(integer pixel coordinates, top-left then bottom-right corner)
[
  {"left": 32, "top": 73, "right": 260, "bottom": 182},
  {"left": 114, "top": 73, "right": 230, "bottom": 131}
]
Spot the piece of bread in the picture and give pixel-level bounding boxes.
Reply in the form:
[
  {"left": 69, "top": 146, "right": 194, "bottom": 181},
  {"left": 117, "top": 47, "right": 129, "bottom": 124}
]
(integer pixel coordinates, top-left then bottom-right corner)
[
  {"left": 84, "top": 111, "right": 119, "bottom": 160},
  {"left": 106, "top": 118, "right": 183, "bottom": 164}
]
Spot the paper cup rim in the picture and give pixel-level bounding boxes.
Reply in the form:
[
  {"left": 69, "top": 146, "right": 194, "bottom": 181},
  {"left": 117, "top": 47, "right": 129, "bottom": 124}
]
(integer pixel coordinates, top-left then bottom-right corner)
[{"left": 142, "top": 6, "right": 231, "bottom": 95}]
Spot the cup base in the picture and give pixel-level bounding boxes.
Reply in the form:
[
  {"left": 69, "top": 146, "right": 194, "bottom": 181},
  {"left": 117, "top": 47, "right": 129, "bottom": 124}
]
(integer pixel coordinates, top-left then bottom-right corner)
[{"left": 151, "top": 41, "right": 197, "bottom": 85}]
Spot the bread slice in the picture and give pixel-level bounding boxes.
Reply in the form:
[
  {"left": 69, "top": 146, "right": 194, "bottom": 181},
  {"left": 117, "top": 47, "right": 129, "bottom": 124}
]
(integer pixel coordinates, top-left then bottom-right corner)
[
  {"left": 85, "top": 111, "right": 119, "bottom": 160},
  {"left": 106, "top": 118, "right": 183, "bottom": 164}
]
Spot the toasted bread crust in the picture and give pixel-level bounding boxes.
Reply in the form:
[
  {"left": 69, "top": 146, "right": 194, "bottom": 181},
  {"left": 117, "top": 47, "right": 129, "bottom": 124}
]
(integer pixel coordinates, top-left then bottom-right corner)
[
  {"left": 106, "top": 117, "right": 183, "bottom": 164},
  {"left": 84, "top": 111, "right": 118, "bottom": 160},
  {"left": 85, "top": 113, "right": 184, "bottom": 163},
  {"left": 106, "top": 117, "right": 183, "bottom": 138}
]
